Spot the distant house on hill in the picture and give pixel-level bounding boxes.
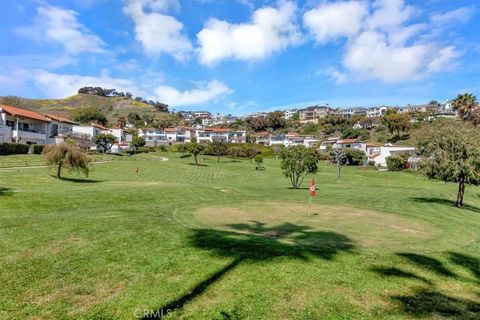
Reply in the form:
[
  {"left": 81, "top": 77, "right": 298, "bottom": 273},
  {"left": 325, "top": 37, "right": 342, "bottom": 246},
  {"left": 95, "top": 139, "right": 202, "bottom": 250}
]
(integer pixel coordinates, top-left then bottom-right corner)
[{"left": 298, "top": 105, "right": 330, "bottom": 122}]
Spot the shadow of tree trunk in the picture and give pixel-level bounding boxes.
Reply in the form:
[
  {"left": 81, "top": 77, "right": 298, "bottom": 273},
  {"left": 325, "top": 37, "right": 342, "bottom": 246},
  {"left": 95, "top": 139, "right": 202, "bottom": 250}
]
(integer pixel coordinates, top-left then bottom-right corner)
[{"left": 141, "top": 258, "right": 243, "bottom": 319}]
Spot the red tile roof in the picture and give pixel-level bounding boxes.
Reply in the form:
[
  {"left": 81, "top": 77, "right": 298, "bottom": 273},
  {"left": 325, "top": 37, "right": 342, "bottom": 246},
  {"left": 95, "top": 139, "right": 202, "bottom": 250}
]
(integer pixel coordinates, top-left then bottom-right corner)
[
  {"left": 164, "top": 127, "right": 177, "bottom": 132},
  {"left": 0, "top": 104, "right": 50, "bottom": 122},
  {"left": 91, "top": 123, "right": 109, "bottom": 130},
  {"left": 205, "top": 128, "right": 231, "bottom": 133},
  {"left": 338, "top": 138, "right": 359, "bottom": 144},
  {"left": 45, "top": 113, "right": 77, "bottom": 125}
]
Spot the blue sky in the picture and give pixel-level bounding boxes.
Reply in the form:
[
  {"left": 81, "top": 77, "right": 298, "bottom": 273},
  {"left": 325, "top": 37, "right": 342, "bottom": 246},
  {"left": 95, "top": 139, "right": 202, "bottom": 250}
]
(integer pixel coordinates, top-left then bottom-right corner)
[{"left": 0, "top": 0, "right": 478, "bottom": 114}]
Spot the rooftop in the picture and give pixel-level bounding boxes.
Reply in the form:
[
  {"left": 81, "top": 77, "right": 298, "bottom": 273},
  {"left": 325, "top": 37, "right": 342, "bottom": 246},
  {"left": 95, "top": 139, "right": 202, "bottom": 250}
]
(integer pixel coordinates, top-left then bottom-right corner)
[{"left": 0, "top": 104, "right": 50, "bottom": 122}]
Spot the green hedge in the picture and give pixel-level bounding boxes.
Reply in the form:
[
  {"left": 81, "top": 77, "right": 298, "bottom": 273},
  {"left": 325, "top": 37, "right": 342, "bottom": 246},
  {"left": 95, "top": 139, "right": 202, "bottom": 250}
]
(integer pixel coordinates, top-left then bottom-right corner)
[
  {"left": 0, "top": 143, "right": 30, "bottom": 155},
  {"left": 32, "top": 145, "right": 45, "bottom": 154}
]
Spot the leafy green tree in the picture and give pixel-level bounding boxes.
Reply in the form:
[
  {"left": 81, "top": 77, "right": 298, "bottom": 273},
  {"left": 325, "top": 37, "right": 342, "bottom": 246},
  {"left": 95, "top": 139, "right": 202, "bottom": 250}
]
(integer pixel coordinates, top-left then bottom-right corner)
[
  {"left": 255, "top": 155, "right": 264, "bottom": 170},
  {"left": 383, "top": 113, "right": 411, "bottom": 137},
  {"left": 267, "top": 111, "right": 286, "bottom": 130},
  {"left": 73, "top": 106, "right": 107, "bottom": 125},
  {"left": 131, "top": 136, "right": 146, "bottom": 151},
  {"left": 303, "top": 122, "right": 318, "bottom": 135},
  {"left": 185, "top": 142, "right": 206, "bottom": 166},
  {"left": 291, "top": 112, "right": 300, "bottom": 121},
  {"left": 280, "top": 146, "right": 319, "bottom": 189},
  {"left": 92, "top": 133, "right": 116, "bottom": 153},
  {"left": 43, "top": 142, "right": 90, "bottom": 179},
  {"left": 452, "top": 93, "right": 478, "bottom": 122},
  {"left": 416, "top": 120, "right": 480, "bottom": 208},
  {"left": 210, "top": 142, "right": 228, "bottom": 162},
  {"left": 341, "top": 129, "right": 362, "bottom": 139}
]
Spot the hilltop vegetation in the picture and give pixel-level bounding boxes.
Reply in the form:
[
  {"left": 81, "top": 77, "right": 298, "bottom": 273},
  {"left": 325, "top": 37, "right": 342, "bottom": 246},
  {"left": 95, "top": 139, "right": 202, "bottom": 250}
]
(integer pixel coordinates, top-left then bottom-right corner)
[{"left": 0, "top": 93, "right": 176, "bottom": 126}]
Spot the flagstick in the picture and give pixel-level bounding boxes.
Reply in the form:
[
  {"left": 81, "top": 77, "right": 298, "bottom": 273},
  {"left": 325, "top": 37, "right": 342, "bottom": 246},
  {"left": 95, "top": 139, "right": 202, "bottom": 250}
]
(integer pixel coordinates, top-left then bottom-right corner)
[{"left": 308, "top": 196, "right": 312, "bottom": 216}]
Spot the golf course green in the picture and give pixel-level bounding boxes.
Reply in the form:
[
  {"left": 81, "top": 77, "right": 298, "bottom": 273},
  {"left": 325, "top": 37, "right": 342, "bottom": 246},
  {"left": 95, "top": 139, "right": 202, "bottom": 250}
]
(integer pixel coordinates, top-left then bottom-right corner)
[{"left": 0, "top": 152, "right": 479, "bottom": 319}]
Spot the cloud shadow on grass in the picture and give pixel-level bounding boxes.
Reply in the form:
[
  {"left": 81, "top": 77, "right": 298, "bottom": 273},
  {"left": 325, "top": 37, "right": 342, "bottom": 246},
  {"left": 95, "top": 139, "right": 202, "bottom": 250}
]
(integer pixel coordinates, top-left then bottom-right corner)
[{"left": 141, "top": 222, "right": 355, "bottom": 319}]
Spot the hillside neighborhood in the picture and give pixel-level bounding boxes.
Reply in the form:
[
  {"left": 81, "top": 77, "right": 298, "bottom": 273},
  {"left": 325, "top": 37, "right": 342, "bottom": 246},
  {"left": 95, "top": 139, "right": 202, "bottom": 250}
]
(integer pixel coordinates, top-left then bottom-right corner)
[{"left": 0, "top": 96, "right": 459, "bottom": 169}]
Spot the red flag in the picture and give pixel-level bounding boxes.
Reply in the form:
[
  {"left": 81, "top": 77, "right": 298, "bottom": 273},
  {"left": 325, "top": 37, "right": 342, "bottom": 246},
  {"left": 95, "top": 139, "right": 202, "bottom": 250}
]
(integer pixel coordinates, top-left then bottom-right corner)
[{"left": 309, "top": 178, "right": 316, "bottom": 197}]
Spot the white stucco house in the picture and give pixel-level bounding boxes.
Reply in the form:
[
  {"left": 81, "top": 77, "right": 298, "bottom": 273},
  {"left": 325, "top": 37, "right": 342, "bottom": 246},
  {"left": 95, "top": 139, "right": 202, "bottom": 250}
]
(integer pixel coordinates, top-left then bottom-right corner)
[
  {"left": 0, "top": 104, "right": 50, "bottom": 145},
  {"left": 369, "top": 145, "right": 416, "bottom": 167}
]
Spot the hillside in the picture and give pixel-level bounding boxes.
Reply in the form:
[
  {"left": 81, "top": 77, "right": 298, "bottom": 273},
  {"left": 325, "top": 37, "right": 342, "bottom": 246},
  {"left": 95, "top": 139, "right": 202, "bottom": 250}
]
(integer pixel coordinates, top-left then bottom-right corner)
[{"left": 0, "top": 94, "right": 175, "bottom": 125}]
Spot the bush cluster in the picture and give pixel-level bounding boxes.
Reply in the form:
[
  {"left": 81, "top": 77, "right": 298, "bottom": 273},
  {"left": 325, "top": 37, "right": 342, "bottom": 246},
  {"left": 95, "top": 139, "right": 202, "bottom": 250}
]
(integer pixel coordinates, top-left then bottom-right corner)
[
  {"left": 386, "top": 154, "right": 409, "bottom": 171},
  {"left": 0, "top": 143, "right": 29, "bottom": 155}
]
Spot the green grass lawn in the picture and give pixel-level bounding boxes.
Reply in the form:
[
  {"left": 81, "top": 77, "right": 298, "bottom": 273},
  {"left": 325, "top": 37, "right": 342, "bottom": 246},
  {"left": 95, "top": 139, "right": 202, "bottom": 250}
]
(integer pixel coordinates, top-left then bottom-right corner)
[{"left": 0, "top": 153, "right": 479, "bottom": 319}]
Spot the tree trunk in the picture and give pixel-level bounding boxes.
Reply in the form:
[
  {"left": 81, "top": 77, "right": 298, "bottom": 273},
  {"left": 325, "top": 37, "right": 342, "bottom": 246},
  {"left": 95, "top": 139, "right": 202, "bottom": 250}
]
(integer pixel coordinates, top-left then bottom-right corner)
[
  {"left": 455, "top": 177, "right": 466, "bottom": 208},
  {"left": 194, "top": 154, "right": 198, "bottom": 166},
  {"left": 336, "top": 165, "right": 341, "bottom": 181},
  {"left": 57, "top": 162, "right": 62, "bottom": 179},
  {"left": 217, "top": 155, "right": 220, "bottom": 163}
]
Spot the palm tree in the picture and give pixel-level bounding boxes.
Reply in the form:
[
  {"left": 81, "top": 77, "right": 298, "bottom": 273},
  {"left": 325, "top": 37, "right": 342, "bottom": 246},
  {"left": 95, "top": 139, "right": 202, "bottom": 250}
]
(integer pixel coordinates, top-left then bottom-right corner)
[{"left": 452, "top": 93, "right": 478, "bottom": 122}]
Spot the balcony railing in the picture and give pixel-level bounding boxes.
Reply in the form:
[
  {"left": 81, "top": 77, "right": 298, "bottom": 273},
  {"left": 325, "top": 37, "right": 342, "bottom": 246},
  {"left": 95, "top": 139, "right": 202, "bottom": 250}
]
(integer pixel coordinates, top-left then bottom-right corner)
[{"left": 14, "top": 128, "right": 46, "bottom": 135}]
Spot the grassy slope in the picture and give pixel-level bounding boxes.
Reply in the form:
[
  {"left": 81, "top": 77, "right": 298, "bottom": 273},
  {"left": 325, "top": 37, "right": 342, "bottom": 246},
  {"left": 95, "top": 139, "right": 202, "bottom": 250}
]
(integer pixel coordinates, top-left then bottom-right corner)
[
  {"left": 0, "top": 154, "right": 479, "bottom": 319},
  {"left": 0, "top": 94, "right": 174, "bottom": 124}
]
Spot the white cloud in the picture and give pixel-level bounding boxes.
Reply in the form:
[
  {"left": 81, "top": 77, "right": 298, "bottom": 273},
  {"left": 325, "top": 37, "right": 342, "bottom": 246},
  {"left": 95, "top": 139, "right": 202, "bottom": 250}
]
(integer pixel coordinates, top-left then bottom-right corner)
[
  {"left": 323, "top": 67, "right": 347, "bottom": 84},
  {"left": 153, "top": 80, "right": 232, "bottom": 106},
  {"left": 123, "top": 0, "right": 192, "bottom": 61},
  {"left": 16, "top": 6, "right": 105, "bottom": 55},
  {"left": 304, "top": 0, "right": 462, "bottom": 83},
  {"left": 303, "top": 1, "right": 368, "bottom": 44},
  {"left": 32, "top": 70, "right": 142, "bottom": 98},
  {"left": 432, "top": 7, "right": 474, "bottom": 25},
  {"left": 343, "top": 30, "right": 432, "bottom": 83},
  {"left": 366, "top": 0, "right": 415, "bottom": 30},
  {"left": 427, "top": 46, "right": 461, "bottom": 73},
  {"left": 197, "top": 1, "right": 301, "bottom": 65}
]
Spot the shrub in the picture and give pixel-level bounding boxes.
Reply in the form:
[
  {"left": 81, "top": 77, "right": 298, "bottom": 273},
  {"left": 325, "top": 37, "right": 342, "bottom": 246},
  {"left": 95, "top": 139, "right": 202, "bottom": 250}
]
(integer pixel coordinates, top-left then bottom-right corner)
[
  {"left": 32, "top": 145, "right": 45, "bottom": 154},
  {"left": 0, "top": 143, "right": 29, "bottom": 155},
  {"left": 386, "top": 154, "right": 409, "bottom": 171},
  {"left": 343, "top": 148, "right": 366, "bottom": 166}
]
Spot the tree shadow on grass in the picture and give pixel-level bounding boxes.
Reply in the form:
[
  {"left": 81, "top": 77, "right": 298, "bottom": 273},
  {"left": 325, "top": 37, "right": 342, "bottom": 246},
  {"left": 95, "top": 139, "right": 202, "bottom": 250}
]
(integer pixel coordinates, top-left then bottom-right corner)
[
  {"left": 187, "top": 163, "right": 209, "bottom": 167},
  {"left": 141, "top": 223, "right": 355, "bottom": 319},
  {"left": 448, "top": 252, "right": 480, "bottom": 282},
  {"left": 397, "top": 253, "right": 457, "bottom": 277},
  {"left": 370, "top": 267, "right": 432, "bottom": 285},
  {"left": 410, "top": 197, "right": 480, "bottom": 213},
  {"left": 372, "top": 252, "right": 480, "bottom": 319},
  {"left": 48, "top": 175, "right": 103, "bottom": 183},
  {"left": 0, "top": 187, "right": 14, "bottom": 196},
  {"left": 393, "top": 288, "right": 480, "bottom": 318}
]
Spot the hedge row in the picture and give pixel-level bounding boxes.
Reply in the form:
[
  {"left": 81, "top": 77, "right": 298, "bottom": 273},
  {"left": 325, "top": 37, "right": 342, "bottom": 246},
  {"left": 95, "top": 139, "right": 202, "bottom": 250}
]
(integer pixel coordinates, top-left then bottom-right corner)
[
  {"left": 0, "top": 143, "right": 29, "bottom": 155},
  {"left": 32, "top": 145, "right": 45, "bottom": 154}
]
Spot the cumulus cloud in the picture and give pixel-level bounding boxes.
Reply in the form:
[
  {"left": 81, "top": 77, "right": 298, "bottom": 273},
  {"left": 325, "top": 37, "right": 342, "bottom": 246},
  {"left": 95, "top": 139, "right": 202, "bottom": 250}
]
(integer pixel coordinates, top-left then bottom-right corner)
[
  {"left": 303, "top": 1, "right": 368, "bottom": 44},
  {"left": 304, "top": 0, "right": 463, "bottom": 83},
  {"left": 153, "top": 80, "right": 232, "bottom": 106},
  {"left": 16, "top": 6, "right": 105, "bottom": 55},
  {"left": 123, "top": 0, "right": 192, "bottom": 61},
  {"left": 197, "top": 1, "right": 301, "bottom": 65},
  {"left": 32, "top": 70, "right": 142, "bottom": 98}
]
